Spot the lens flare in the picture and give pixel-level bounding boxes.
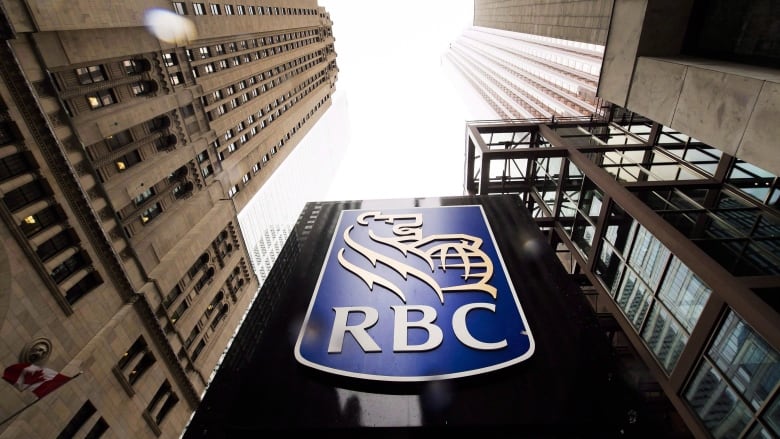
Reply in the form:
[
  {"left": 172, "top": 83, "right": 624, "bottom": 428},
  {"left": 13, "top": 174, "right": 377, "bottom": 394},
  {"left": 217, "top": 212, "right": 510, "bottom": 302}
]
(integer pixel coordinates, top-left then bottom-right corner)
[{"left": 144, "top": 8, "right": 196, "bottom": 44}]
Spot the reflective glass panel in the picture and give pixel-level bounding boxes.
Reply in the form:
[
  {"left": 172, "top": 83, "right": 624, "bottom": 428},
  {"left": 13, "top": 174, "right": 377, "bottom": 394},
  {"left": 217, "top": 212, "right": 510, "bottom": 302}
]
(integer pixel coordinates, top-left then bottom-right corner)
[
  {"left": 656, "top": 257, "right": 711, "bottom": 332},
  {"left": 641, "top": 304, "right": 687, "bottom": 372},
  {"left": 685, "top": 360, "right": 752, "bottom": 438},
  {"left": 709, "top": 312, "right": 780, "bottom": 410}
]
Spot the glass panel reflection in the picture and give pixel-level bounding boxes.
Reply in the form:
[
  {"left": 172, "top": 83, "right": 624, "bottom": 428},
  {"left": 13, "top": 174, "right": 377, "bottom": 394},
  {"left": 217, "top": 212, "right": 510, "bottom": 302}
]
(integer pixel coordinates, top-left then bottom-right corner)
[
  {"left": 685, "top": 361, "right": 752, "bottom": 438},
  {"left": 641, "top": 304, "right": 688, "bottom": 372},
  {"left": 656, "top": 257, "right": 711, "bottom": 332},
  {"left": 686, "top": 311, "right": 780, "bottom": 438}
]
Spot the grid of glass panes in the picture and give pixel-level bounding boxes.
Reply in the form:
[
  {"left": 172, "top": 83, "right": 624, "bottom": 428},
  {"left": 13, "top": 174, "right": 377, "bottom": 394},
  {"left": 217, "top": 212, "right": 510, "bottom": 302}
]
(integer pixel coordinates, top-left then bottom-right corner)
[
  {"left": 656, "top": 134, "right": 721, "bottom": 178},
  {"left": 636, "top": 187, "right": 780, "bottom": 277},
  {"left": 727, "top": 159, "right": 780, "bottom": 215},
  {"left": 685, "top": 310, "right": 780, "bottom": 438},
  {"left": 556, "top": 123, "right": 647, "bottom": 147},
  {"left": 532, "top": 155, "right": 563, "bottom": 217},
  {"left": 594, "top": 204, "right": 712, "bottom": 373},
  {"left": 585, "top": 146, "right": 708, "bottom": 183},
  {"left": 556, "top": 161, "right": 602, "bottom": 258}
]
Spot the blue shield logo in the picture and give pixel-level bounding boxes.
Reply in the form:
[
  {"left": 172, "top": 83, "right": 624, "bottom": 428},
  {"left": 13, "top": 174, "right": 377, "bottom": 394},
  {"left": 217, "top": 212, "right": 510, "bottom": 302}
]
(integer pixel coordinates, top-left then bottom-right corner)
[{"left": 294, "top": 205, "right": 535, "bottom": 381}]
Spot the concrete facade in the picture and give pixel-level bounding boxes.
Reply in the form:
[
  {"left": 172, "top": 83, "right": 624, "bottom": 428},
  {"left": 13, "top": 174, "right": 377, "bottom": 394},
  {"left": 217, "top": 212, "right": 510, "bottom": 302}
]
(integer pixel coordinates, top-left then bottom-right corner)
[
  {"left": 598, "top": 0, "right": 780, "bottom": 176},
  {"left": 0, "top": 1, "right": 337, "bottom": 437},
  {"left": 473, "top": 0, "right": 614, "bottom": 46}
]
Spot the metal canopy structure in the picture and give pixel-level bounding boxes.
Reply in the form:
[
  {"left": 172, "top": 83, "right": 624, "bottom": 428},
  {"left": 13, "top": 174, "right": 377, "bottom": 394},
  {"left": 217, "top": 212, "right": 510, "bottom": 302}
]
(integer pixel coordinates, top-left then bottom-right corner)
[{"left": 464, "top": 107, "right": 780, "bottom": 439}]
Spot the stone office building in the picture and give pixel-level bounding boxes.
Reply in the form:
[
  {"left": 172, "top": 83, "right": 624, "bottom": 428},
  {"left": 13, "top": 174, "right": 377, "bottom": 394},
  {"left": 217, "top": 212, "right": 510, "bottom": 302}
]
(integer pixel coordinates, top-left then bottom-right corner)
[{"left": 0, "top": 0, "right": 337, "bottom": 437}]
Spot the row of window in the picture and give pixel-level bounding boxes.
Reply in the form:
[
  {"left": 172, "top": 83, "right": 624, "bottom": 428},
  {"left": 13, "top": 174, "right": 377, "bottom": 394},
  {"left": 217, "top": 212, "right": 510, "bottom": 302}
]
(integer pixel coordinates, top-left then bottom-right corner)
[
  {"left": 205, "top": 54, "right": 324, "bottom": 126},
  {"left": 161, "top": 226, "right": 238, "bottom": 325},
  {"left": 173, "top": 2, "right": 318, "bottom": 17},
  {"left": 188, "top": 29, "right": 319, "bottom": 62},
  {"left": 87, "top": 115, "right": 173, "bottom": 183},
  {"left": 215, "top": 70, "right": 326, "bottom": 163},
  {"left": 226, "top": 94, "right": 329, "bottom": 200},
  {"left": 191, "top": 34, "right": 324, "bottom": 82},
  {"left": 1, "top": 149, "right": 104, "bottom": 307},
  {"left": 212, "top": 72, "right": 326, "bottom": 168},
  {"left": 551, "top": 124, "right": 780, "bottom": 437},
  {"left": 203, "top": 50, "right": 320, "bottom": 109},
  {"left": 73, "top": 59, "right": 149, "bottom": 86},
  {"left": 114, "top": 336, "right": 179, "bottom": 433}
]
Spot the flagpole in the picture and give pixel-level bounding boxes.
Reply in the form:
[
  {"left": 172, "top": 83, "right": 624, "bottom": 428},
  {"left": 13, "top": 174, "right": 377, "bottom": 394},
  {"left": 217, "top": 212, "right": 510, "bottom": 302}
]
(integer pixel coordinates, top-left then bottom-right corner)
[
  {"left": 0, "top": 397, "right": 44, "bottom": 427},
  {"left": 0, "top": 372, "right": 82, "bottom": 428}
]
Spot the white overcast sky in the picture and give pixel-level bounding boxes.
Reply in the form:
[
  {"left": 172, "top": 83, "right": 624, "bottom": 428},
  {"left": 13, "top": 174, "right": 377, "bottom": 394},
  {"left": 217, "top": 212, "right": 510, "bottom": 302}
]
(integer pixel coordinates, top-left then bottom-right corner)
[{"left": 311, "top": 0, "right": 476, "bottom": 201}]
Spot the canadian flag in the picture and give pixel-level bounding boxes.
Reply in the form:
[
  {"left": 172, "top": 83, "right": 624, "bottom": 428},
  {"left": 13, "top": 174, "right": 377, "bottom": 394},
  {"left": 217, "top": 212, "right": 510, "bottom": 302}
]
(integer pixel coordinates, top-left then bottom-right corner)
[{"left": 2, "top": 363, "right": 72, "bottom": 399}]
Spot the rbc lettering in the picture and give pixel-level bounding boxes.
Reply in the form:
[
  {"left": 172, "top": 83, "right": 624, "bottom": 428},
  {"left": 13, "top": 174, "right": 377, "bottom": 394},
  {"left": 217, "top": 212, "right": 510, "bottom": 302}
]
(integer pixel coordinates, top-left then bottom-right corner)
[{"left": 327, "top": 303, "right": 507, "bottom": 353}]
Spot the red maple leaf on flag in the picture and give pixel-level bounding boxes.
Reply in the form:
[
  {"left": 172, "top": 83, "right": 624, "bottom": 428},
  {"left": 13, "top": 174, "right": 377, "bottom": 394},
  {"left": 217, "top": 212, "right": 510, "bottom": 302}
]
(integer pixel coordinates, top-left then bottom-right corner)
[{"left": 2, "top": 363, "right": 73, "bottom": 399}]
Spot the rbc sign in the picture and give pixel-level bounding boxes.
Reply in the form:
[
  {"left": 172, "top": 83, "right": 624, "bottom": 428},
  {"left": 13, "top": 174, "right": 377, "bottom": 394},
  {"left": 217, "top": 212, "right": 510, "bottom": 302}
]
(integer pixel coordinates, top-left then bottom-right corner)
[{"left": 294, "top": 205, "right": 535, "bottom": 381}]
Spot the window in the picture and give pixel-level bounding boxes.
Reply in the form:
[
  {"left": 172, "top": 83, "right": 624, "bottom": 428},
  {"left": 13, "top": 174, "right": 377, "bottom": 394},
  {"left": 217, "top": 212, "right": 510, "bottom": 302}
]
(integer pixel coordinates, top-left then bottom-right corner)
[
  {"left": 86, "top": 90, "right": 116, "bottom": 109},
  {"left": 180, "top": 104, "right": 195, "bottom": 118},
  {"left": 191, "top": 339, "right": 206, "bottom": 361},
  {"left": 196, "top": 150, "right": 209, "bottom": 163},
  {"left": 252, "top": 163, "right": 260, "bottom": 173},
  {"left": 184, "top": 325, "right": 200, "bottom": 349},
  {"left": 172, "top": 2, "right": 186, "bottom": 14},
  {"left": 122, "top": 59, "right": 141, "bottom": 75},
  {"left": 134, "top": 188, "right": 154, "bottom": 206},
  {"left": 236, "top": 4, "right": 244, "bottom": 14},
  {"left": 210, "top": 303, "right": 228, "bottom": 330},
  {"left": 131, "top": 82, "right": 149, "bottom": 96},
  {"left": 248, "top": 6, "right": 254, "bottom": 14},
  {"left": 50, "top": 251, "right": 88, "bottom": 283},
  {"left": 56, "top": 400, "right": 109, "bottom": 439},
  {"left": 203, "top": 63, "right": 215, "bottom": 74},
  {"left": 227, "top": 184, "right": 238, "bottom": 197},
  {"left": 76, "top": 65, "right": 106, "bottom": 85},
  {"left": 242, "top": 173, "right": 250, "bottom": 184},
  {"left": 163, "top": 285, "right": 182, "bottom": 309},
  {"left": 36, "top": 229, "right": 78, "bottom": 261},
  {"left": 214, "top": 44, "right": 225, "bottom": 55},
  {"left": 209, "top": 3, "right": 220, "bottom": 14},
  {"left": 65, "top": 271, "right": 102, "bottom": 306},
  {"left": 4, "top": 180, "right": 48, "bottom": 212},
  {"left": 115, "top": 150, "right": 141, "bottom": 172},
  {"left": 163, "top": 53, "right": 178, "bottom": 67},
  {"left": 0, "top": 152, "right": 33, "bottom": 182},
  {"left": 685, "top": 311, "right": 780, "bottom": 438},
  {"left": 105, "top": 130, "right": 133, "bottom": 151},
  {"left": 224, "top": 4, "right": 233, "bottom": 14},
  {"left": 140, "top": 203, "right": 162, "bottom": 224},
  {"left": 198, "top": 47, "right": 210, "bottom": 58},
  {"left": 218, "top": 59, "right": 228, "bottom": 69},
  {"left": 20, "top": 205, "right": 63, "bottom": 237},
  {"left": 170, "top": 72, "right": 184, "bottom": 86},
  {"left": 193, "top": 2, "right": 206, "bottom": 15},
  {"left": 117, "top": 336, "right": 155, "bottom": 386},
  {"left": 171, "top": 299, "right": 189, "bottom": 323}
]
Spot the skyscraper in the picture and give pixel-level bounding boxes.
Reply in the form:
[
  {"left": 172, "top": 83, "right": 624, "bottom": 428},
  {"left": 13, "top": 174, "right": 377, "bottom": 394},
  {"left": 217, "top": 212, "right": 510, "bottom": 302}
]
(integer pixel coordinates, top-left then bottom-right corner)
[
  {"left": 0, "top": 1, "right": 337, "bottom": 437},
  {"left": 467, "top": 0, "right": 780, "bottom": 437},
  {"left": 444, "top": 26, "right": 605, "bottom": 120}
]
